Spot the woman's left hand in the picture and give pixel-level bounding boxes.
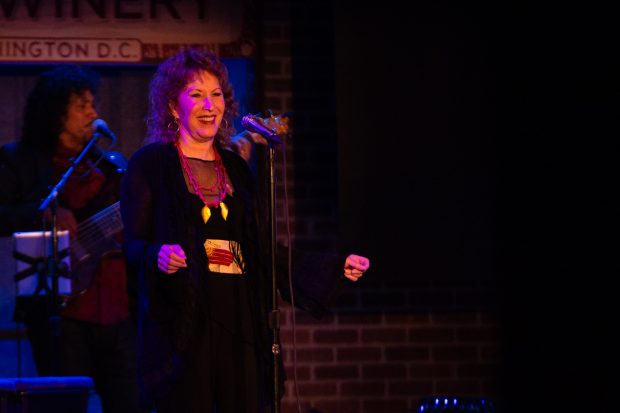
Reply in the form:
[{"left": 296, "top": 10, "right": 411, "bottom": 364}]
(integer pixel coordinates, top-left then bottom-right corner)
[
  {"left": 229, "top": 131, "right": 267, "bottom": 162},
  {"left": 344, "top": 254, "right": 370, "bottom": 282}
]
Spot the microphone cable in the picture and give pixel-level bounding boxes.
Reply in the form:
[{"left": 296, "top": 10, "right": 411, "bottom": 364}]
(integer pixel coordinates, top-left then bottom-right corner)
[{"left": 278, "top": 122, "right": 303, "bottom": 413}]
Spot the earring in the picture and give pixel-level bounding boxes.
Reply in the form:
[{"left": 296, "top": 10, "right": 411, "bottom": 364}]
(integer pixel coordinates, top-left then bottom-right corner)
[
  {"left": 167, "top": 117, "right": 180, "bottom": 134},
  {"left": 222, "top": 118, "right": 230, "bottom": 130}
]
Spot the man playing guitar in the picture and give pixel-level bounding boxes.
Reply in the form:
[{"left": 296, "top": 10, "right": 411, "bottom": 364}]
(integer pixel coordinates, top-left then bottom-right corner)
[{"left": 0, "top": 65, "right": 140, "bottom": 413}]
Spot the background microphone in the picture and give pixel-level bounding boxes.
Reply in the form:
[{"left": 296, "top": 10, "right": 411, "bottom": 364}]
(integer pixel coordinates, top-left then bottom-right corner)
[
  {"left": 92, "top": 118, "right": 117, "bottom": 143},
  {"left": 241, "top": 115, "right": 281, "bottom": 143}
]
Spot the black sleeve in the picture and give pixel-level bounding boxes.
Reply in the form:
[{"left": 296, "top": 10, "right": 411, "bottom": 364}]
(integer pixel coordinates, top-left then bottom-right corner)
[
  {"left": 276, "top": 245, "right": 347, "bottom": 319},
  {"left": 120, "top": 148, "right": 162, "bottom": 279}
]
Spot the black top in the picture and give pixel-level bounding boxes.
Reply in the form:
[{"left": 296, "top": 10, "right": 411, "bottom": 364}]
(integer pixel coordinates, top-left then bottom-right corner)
[{"left": 184, "top": 157, "right": 254, "bottom": 343}]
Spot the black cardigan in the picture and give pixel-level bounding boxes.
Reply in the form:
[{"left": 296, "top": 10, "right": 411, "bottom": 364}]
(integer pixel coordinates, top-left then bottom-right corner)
[{"left": 120, "top": 142, "right": 345, "bottom": 403}]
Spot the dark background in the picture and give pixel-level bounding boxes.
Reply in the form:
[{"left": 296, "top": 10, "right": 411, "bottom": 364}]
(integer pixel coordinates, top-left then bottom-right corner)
[{"left": 331, "top": 1, "right": 616, "bottom": 412}]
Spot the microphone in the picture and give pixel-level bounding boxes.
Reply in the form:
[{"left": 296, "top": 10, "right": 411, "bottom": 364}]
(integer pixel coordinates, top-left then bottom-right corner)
[
  {"left": 241, "top": 115, "right": 281, "bottom": 143},
  {"left": 92, "top": 118, "right": 117, "bottom": 142}
]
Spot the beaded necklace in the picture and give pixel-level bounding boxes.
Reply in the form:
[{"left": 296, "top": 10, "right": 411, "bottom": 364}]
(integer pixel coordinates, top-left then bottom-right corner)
[{"left": 175, "top": 141, "right": 229, "bottom": 224}]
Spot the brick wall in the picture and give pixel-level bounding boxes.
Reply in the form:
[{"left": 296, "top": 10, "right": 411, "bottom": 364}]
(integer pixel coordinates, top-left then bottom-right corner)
[
  {"left": 277, "top": 302, "right": 500, "bottom": 413},
  {"left": 258, "top": 1, "right": 501, "bottom": 413}
]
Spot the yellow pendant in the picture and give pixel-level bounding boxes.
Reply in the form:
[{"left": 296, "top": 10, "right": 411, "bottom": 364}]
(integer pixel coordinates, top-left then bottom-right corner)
[
  {"left": 201, "top": 205, "right": 211, "bottom": 223},
  {"left": 201, "top": 202, "right": 227, "bottom": 223}
]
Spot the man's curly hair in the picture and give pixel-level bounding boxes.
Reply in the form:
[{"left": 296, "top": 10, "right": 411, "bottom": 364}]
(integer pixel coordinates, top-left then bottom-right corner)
[{"left": 21, "top": 65, "right": 99, "bottom": 153}]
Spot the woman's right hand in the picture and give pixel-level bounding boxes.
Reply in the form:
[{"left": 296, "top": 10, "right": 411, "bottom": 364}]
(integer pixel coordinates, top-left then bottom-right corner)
[{"left": 158, "top": 244, "right": 187, "bottom": 274}]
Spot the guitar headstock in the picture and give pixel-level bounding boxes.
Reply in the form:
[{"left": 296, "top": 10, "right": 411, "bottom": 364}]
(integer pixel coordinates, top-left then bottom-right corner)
[{"left": 258, "top": 111, "right": 290, "bottom": 136}]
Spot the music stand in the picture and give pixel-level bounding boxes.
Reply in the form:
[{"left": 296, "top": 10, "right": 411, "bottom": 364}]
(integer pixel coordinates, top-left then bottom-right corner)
[
  {"left": 12, "top": 231, "right": 71, "bottom": 376},
  {"left": 13, "top": 231, "right": 71, "bottom": 296}
]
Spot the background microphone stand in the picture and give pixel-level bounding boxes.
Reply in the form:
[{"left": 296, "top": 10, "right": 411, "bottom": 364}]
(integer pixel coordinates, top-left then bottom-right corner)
[{"left": 37, "top": 133, "right": 101, "bottom": 375}]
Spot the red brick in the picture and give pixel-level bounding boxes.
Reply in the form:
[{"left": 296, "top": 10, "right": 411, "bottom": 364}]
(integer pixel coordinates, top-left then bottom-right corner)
[
  {"left": 294, "top": 347, "right": 334, "bottom": 363},
  {"left": 280, "top": 400, "right": 311, "bottom": 413},
  {"left": 361, "top": 328, "right": 407, "bottom": 343},
  {"left": 409, "top": 363, "right": 454, "bottom": 378},
  {"left": 313, "top": 329, "right": 358, "bottom": 344},
  {"left": 311, "top": 399, "right": 361, "bottom": 413},
  {"left": 284, "top": 365, "right": 310, "bottom": 380},
  {"left": 432, "top": 345, "right": 478, "bottom": 362},
  {"left": 314, "top": 365, "right": 359, "bottom": 380},
  {"left": 408, "top": 327, "right": 455, "bottom": 343},
  {"left": 280, "top": 329, "right": 310, "bottom": 344},
  {"left": 294, "top": 311, "right": 335, "bottom": 325},
  {"left": 297, "top": 382, "right": 338, "bottom": 397},
  {"left": 363, "top": 398, "right": 410, "bottom": 413},
  {"left": 385, "top": 345, "right": 430, "bottom": 361},
  {"left": 337, "top": 347, "right": 382, "bottom": 362},
  {"left": 384, "top": 313, "right": 431, "bottom": 325},
  {"left": 337, "top": 312, "right": 383, "bottom": 325},
  {"left": 388, "top": 380, "right": 434, "bottom": 396},
  {"left": 340, "top": 381, "right": 386, "bottom": 397},
  {"left": 362, "top": 363, "right": 407, "bottom": 379}
]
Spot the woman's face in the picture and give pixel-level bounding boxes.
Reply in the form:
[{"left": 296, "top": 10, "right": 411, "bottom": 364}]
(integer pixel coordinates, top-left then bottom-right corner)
[{"left": 172, "top": 70, "right": 225, "bottom": 144}]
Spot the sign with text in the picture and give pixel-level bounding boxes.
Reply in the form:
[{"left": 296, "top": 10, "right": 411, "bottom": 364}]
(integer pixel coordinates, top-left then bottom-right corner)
[{"left": 0, "top": 0, "right": 254, "bottom": 64}]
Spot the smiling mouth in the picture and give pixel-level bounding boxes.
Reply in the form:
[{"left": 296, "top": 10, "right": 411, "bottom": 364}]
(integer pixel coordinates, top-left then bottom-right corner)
[{"left": 197, "top": 116, "right": 217, "bottom": 124}]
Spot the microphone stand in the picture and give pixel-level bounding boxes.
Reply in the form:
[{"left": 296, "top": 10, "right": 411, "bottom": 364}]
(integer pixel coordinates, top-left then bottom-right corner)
[
  {"left": 241, "top": 114, "right": 284, "bottom": 412},
  {"left": 263, "top": 133, "right": 282, "bottom": 413},
  {"left": 38, "top": 133, "right": 101, "bottom": 375}
]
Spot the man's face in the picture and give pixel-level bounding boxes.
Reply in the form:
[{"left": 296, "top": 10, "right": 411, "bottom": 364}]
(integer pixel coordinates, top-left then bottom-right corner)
[{"left": 60, "top": 90, "right": 98, "bottom": 151}]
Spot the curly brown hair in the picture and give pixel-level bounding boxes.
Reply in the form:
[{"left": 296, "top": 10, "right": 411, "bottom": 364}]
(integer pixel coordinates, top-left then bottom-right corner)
[
  {"left": 22, "top": 65, "right": 99, "bottom": 153},
  {"left": 145, "top": 48, "right": 239, "bottom": 148}
]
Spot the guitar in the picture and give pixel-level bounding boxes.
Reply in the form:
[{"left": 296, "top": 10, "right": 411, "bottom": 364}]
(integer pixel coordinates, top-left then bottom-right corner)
[{"left": 69, "top": 201, "right": 122, "bottom": 296}]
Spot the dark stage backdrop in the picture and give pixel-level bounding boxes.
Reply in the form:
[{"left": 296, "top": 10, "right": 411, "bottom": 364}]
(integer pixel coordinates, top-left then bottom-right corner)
[
  {"left": 335, "top": 3, "right": 497, "bottom": 289},
  {"left": 331, "top": 2, "right": 616, "bottom": 412}
]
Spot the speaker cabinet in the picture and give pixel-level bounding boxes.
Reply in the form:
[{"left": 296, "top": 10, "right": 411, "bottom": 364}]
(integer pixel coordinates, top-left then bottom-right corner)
[{"left": 0, "top": 377, "right": 93, "bottom": 413}]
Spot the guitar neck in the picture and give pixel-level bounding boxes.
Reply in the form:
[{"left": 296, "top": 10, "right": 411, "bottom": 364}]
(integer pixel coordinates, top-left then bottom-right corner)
[
  {"left": 70, "top": 201, "right": 123, "bottom": 295},
  {"left": 77, "top": 201, "right": 122, "bottom": 240}
]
